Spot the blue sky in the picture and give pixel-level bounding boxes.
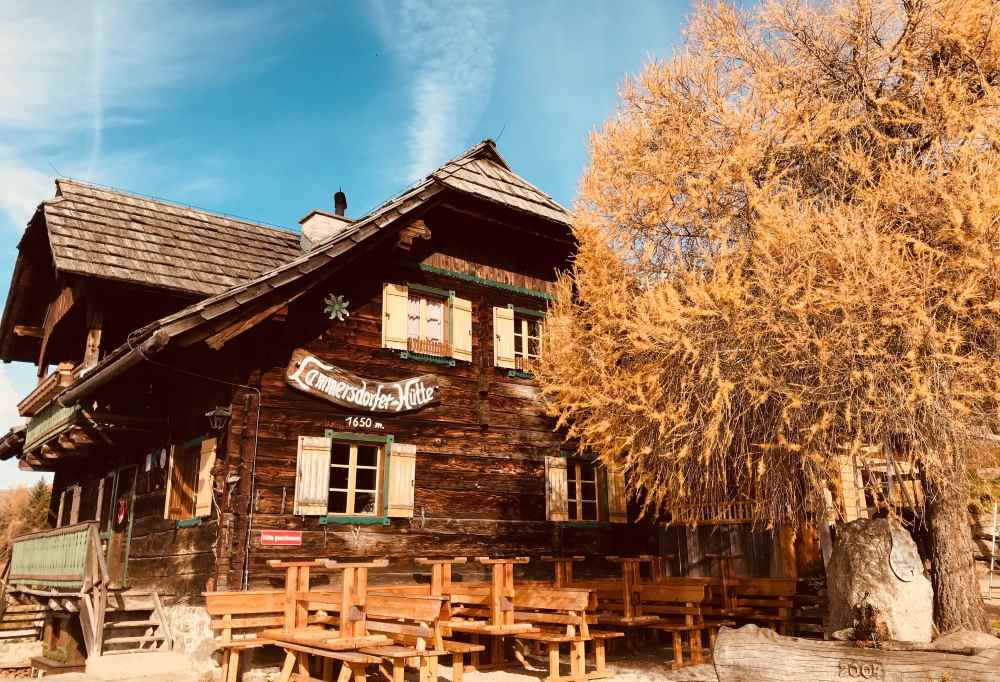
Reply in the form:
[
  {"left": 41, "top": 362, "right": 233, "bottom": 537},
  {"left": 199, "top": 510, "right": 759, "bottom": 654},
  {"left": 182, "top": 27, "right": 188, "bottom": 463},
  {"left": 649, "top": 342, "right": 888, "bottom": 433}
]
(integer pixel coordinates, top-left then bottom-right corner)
[{"left": 0, "top": 0, "right": 690, "bottom": 487}]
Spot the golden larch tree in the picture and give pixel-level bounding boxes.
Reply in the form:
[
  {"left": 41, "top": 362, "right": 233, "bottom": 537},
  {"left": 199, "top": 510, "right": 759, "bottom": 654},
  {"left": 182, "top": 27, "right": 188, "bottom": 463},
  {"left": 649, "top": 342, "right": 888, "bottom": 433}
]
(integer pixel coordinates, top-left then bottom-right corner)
[{"left": 538, "top": 0, "right": 1000, "bottom": 633}]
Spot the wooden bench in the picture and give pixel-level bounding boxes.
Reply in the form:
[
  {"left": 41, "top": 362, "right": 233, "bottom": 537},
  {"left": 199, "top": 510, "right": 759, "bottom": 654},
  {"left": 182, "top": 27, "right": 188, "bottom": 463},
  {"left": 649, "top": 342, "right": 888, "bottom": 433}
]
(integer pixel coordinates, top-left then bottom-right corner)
[
  {"left": 450, "top": 585, "right": 622, "bottom": 681},
  {"left": 275, "top": 590, "right": 453, "bottom": 682},
  {"left": 731, "top": 577, "right": 797, "bottom": 635},
  {"left": 641, "top": 584, "right": 714, "bottom": 669},
  {"left": 206, "top": 590, "right": 338, "bottom": 682}
]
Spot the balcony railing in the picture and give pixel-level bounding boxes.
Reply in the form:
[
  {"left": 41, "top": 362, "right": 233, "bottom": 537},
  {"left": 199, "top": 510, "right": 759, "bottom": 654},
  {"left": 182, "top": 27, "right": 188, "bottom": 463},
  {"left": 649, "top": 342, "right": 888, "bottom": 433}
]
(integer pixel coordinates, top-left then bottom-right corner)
[
  {"left": 666, "top": 499, "right": 756, "bottom": 526},
  {"left": 407, "top": 337, "right": 451, "bottom": 358},
  {"left": 8, "top": 521, "right": 104, "bottom": 590},
  {"left": 17, "top": 362, "right": 76, "bottom": 417}
]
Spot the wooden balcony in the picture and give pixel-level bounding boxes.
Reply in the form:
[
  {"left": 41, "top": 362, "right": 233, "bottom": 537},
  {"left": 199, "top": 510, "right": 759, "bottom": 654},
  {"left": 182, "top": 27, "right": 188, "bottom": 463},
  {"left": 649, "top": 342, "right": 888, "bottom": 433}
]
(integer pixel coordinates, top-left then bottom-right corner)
[
  {"left": 407, "top": 337, "right": 451, "bottom": 358},
  {"left": 666, "top": 499, "right": 756, "bottom": 526},
  {"left": 17, "top": 362, "right": 76, "bottom": 417}
]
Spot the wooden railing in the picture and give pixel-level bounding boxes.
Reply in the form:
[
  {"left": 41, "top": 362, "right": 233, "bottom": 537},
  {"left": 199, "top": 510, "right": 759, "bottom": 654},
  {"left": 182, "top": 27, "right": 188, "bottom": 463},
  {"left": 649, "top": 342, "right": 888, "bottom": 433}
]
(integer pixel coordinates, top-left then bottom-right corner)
[
  {"left": 514, "top": 356, "right": 537, "bottom": 373},
  {"left": 666, "top": 500, "right": 756, "bottom": 526},
  {"left": 17, "top": 362, "right": 76, "bottom": 417},
  {"left": 7, "top": 522, "right": 109, "bottom": 656},
  {"left": 407, "top": 337, "right": 451, "bottom": 357}
]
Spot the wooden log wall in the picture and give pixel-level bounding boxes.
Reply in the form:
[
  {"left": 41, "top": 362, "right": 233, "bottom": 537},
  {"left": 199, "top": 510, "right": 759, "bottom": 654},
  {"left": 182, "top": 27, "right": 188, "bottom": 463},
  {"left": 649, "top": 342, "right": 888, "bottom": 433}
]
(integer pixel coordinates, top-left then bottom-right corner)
[{"left": 218, "top": 209, "right": 659, "bottom": 589}]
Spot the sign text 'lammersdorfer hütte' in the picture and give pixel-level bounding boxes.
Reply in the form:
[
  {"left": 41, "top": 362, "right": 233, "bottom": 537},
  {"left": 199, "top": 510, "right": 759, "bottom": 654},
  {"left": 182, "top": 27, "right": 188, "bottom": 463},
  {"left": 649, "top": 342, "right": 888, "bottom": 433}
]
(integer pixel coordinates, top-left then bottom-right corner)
[{"left": 286, "top": 348, "right": 439, "bottom": 413}]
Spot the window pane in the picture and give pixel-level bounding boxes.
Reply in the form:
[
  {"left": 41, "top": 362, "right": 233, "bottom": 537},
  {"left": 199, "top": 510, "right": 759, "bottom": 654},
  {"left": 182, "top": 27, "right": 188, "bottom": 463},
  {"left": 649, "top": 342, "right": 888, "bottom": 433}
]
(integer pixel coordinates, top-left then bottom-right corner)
[
  {"left": 514, "top": 332, "right": 523, "bottom": 355},
  {"left": 332, "top": 443, "right": 350, "bottom": 465},
  {"left": 582, "top": 501, "right": 598, "bottom": 521},
  {"left": 330, "top": 466, "right": 349, "bottom": 489},
  {"left": 408, "top": 295, "right": 421, "bottom": 339},
  {"left": 328, "top": 490, "right": 348, "bottom": 513},
  {"left": 568, "top": 502, "right": 578, "bottom": 521},
  {"left": 528, "top": 337, "right": 540, "bottom": 358},
  {"left": 357, "top": 445, "right": 378, "bottom": 468},
  {"left": 581, "top": 481, "right": 597, "bottom": 503},
  {"left": 580, "top": 462, "right": 596, "bottom": 484},
  {"left": 425, "top": 298, "right": 443, "bottom": 341},
  {"left": 356, "top": 467, "right": 377, "bottom": 491},
  {"left": 354, "top": 492, "right": 377, "bottom": 514},
  {"left": 528, "top": 319, "right": 541, "bottom": 337}
]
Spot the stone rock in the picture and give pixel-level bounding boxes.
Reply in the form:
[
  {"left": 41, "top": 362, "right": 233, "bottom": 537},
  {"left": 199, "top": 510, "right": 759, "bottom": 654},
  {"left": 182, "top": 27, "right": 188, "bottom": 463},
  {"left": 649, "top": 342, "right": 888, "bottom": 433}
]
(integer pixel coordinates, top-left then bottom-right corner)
[
  {"left": 160, "top": 604, "right": 218, "bottom": 676},
  {"left": 825, "top": 517, "right": 933, "bottom": 642},
  {"left": 0, "top": 640, "right": 42, "bottom": 668},
  {"left": 931, "top": 629, "right": 1000, "bottom": 652}
]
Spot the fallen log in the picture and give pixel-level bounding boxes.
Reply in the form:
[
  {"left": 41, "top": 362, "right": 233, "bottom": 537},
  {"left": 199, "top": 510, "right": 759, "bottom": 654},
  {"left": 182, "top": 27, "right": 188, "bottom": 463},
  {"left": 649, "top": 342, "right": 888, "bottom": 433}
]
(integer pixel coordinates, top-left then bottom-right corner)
[{"left": 713, "top": 625, "right": 1000, "bottom": 682}]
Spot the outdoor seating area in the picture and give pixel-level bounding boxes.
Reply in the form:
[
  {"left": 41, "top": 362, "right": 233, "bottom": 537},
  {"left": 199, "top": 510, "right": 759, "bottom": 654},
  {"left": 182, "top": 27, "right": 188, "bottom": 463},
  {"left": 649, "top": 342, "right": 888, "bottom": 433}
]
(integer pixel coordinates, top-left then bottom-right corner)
[{"left": 203, "top": 554, "right": 810, "bottom": 682}]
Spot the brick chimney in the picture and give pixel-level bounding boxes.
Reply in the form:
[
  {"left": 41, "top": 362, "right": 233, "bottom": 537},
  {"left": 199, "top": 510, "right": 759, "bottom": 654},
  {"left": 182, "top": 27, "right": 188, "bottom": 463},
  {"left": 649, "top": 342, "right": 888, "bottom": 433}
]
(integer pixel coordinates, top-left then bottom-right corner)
[{"left": 299, "top": 190, "right": 353, "bottom": 251}]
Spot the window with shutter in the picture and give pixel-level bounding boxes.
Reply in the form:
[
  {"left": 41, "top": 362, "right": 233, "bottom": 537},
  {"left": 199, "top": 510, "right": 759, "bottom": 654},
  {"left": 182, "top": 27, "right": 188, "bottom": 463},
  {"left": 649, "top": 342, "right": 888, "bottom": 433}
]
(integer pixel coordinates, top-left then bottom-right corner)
[
  {"left": 513, "top": 312, "right": 542, "bottom": 372},
  {"left": 545, "top": 456, "right": 569, "bottom": 521},
  {"left": 493, "top": 306, "right": 516, "bottom": 368},
  {"left": 449, "top": 296, "right": 473, "bottom": 362},
  {"left": 295, "top": 435, "right": 333, "bottom": 515},
  {"left": 327, "top": 441, "right": 383, "bottom": 515},
  {"left": 567, "top": 460, "right": 600, "bottom": 521},
  {"left": 382, "top": 283, "right": 409, "bottom": 350},
  {"left": 406, "top": 290, "right": 449, "bottom": 356},
  {"left": 164, "top": 436, "right": 216, "bottom": 521},
  {"left": 386, "top": 442, "right": 416, "bottom": 517}
]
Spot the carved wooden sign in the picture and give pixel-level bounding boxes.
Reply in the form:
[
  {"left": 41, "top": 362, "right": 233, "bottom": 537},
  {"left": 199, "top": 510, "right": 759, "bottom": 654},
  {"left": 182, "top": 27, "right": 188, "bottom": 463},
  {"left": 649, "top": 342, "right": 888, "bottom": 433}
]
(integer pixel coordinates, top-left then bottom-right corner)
[{"left": 286, "top": 348, "right": 439, "bottom": 413}]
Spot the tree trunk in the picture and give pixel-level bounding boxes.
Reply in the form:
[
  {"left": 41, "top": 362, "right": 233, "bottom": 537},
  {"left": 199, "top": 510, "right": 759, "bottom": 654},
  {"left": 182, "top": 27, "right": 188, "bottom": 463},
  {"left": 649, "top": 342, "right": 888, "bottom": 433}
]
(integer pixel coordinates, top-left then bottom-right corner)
[
  {"left": 924, "top": 469, "right": 989, "bottom": 634},
  {"left": 713, "top": 625, "right": 1000, "bottom": 682}
]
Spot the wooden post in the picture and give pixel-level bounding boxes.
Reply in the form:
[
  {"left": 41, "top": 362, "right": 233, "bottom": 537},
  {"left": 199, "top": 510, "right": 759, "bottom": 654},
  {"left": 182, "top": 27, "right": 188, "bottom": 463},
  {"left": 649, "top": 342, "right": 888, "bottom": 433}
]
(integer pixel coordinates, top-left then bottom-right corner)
[
  {"left": 608, "top": 555, "right": 655, "bottom": 620},
  {"left": 415, "top": 557, "right": 467, "bottom": 596},
  {"left": 475, "top": 557, "right": 528, "bottom": 627},
  {"left": 540, "top": 555, "right": 584, "bottom": 588}
]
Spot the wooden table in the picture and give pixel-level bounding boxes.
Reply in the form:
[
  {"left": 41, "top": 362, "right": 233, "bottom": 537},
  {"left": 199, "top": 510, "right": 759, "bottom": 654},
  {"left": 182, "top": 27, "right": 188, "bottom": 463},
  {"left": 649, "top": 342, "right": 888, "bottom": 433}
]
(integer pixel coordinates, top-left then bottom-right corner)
[
  {"left": 607, "top": 555, "right": 656, "bottom": 623},
  {"left": 649, "top": 554, "right": 676, "bottom": 584},
  {"left": 541, "top": 555, "right": 585, "bottom": 588},
  {"left": 704, "top": 553, "right": 742, "bottom": 610},
  {"left": 415, "top": 556, "right": 467, "bottom": 596},
  {"left": 264, "top": 558, "right": 392, "bottom": 682}
]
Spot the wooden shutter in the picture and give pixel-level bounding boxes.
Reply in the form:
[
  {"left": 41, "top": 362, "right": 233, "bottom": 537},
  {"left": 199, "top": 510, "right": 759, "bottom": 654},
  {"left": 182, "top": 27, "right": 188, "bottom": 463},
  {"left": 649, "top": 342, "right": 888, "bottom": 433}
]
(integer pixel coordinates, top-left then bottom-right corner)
[
  {"left": 387, "top": 443, "right": 416, "bottom": 518},
  {"left": 164, "top": 445, "right": 183, "bottom": 520},
  {"left": 493, "top": 306, "right": 516, "bottom": 368},
  {"left": 545, "top": 456, "right": 569, "bottom": 521},
  {"left": 450, "top": 296, "right": 473, "bottom": 362},
  {"left": 606, "top": 462, "right": 628, "bottom": 524},
  {"left": 382, "top": 283, "right": 409, "bottom": 350},
  {"left": 295, "top": 435, "right": 332, "bottom": 515},
  {"left": 195, "top": 437, "right": 217, "bottom": 517}
]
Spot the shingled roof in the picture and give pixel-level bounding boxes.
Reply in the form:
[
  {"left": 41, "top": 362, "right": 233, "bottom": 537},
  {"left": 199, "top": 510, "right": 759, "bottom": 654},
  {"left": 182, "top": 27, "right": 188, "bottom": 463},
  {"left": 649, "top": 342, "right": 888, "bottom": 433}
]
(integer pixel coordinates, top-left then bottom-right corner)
[
  {"left": 44, "top": 179, "right": 301, "bottom": 296},
  {"left": 432, "top": 142, "right": 570, "bottom": 226},
  {"left": 45, "top": 141, "right": 570, "bottom": 413}
]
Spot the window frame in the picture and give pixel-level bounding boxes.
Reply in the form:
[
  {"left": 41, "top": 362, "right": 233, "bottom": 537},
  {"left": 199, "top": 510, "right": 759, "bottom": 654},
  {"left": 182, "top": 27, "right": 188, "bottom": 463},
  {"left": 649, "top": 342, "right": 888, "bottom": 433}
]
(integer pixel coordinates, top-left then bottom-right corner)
[
  {"left": 327, "top": 440, "right": 385, "bottom": 517},
  {"left": 406, "top": 284, "right": 451, "bottom": 357},
  {"left": 163, "top": 435, "right": 215, "bottom": 522},
  {"left": 510, "top": 306, "right": 544, "bottom": 373},
  {"left": 319, "top": 431, "right": 395, "bottom": 526},
  {"left": 566, "top": 459, "right": 601, "bottom": 522}
]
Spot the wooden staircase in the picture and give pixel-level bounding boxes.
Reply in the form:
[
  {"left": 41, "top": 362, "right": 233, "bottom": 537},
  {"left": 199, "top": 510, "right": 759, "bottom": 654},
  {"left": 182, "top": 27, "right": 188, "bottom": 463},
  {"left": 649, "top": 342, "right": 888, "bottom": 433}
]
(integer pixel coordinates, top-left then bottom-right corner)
[
  {"left": 2, "top": 521, "right": 173, "bottom": 659},
  {"left": 101, "top": 592, "right": 173, "bottom": 655}
]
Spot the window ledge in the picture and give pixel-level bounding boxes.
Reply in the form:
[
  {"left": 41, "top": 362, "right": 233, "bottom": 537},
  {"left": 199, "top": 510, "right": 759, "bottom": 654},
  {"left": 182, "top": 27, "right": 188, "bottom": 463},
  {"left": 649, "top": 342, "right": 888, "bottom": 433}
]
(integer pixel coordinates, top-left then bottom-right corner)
[
  {"left": 319, "top": 515, "right": 390, "bottom": 526},
  {"left": 176, "top": 517, "right": 203, "bottom": 528},
  {"left": 398, "top": 350, "right": 457, "bottom": 367}
]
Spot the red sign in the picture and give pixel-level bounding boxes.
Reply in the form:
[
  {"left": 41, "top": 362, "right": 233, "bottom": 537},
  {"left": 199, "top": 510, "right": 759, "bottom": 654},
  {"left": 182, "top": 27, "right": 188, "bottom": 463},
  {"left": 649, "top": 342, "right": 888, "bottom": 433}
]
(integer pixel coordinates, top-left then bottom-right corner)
[{"left": 260, "top": 530, "right": 302, "bottom": 547}]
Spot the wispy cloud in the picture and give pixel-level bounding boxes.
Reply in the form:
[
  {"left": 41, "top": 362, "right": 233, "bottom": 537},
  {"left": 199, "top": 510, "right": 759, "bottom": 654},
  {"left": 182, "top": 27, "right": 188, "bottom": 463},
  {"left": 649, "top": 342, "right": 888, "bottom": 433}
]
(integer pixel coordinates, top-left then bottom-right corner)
[
  {"left": 0, "top": 1, "right": 297, "bottom": 230},
  {"left": 372, "top": 0, "right": 509, "bottom": 180}
]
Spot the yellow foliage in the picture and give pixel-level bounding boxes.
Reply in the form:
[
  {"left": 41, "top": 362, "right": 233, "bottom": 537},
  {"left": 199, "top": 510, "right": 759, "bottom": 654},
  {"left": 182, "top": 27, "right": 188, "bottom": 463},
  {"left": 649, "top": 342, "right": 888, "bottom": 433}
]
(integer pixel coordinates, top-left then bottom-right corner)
[{"left": 537, "top": 0, "right": 1000, "bottom": 526}]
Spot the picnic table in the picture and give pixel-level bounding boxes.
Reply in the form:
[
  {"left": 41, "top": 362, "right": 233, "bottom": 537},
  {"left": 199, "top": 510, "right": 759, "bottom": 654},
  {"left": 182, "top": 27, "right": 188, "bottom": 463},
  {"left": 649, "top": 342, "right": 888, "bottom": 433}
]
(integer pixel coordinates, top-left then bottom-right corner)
[
  {"left": 263, "top": 558, "right": 394, "bottom": 682},
  {"left": 541, "top": 555, "right": 585, "bottom": 588},
  {"left": 600, "top": 555, "right": 660, "bottom": 625}
]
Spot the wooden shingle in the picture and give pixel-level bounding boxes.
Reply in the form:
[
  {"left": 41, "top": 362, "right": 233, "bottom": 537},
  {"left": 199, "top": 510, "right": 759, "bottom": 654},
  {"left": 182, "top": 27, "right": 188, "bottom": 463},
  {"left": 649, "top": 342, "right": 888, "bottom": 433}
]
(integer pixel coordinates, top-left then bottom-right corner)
[{"left": 44, "top": 180, "right": 301, "bottom": 296}]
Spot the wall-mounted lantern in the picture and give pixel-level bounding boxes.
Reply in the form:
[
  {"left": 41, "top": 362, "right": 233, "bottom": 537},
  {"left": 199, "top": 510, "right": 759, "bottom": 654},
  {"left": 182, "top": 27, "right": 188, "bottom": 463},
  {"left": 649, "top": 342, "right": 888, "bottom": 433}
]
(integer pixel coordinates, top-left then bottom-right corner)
[{"left": 205, "top": 405, "right": 232, "bottom": 432}]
